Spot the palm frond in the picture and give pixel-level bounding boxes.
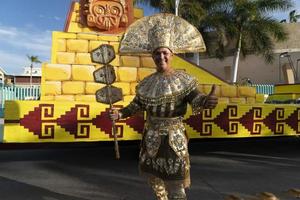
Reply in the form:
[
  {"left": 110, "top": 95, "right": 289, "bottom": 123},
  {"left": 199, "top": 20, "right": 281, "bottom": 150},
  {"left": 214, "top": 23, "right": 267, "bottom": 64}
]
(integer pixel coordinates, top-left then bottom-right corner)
[
  {"left": 256, "top": 0, "right": 293, "bottom": 13},
  {"left": 27, "top": 55, "right": 42, "bottom": 64}
]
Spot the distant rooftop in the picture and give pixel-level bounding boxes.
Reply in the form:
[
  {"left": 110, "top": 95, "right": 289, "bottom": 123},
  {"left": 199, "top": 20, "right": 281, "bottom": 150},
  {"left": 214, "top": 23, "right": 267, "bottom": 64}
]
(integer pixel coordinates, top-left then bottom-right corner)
[
  {"left": 0, "top": 66, "right": 8, "bottom": 75},
  {"left": 21, "top": 67, "right": 41, "bottom": 77}
]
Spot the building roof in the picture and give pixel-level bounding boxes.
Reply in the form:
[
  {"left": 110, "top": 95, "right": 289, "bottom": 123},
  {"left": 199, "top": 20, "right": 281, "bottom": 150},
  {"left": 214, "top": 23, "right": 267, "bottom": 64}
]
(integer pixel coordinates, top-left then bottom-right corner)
[{"left": 0, "top": 66, "right": 8, "bottom": 75}]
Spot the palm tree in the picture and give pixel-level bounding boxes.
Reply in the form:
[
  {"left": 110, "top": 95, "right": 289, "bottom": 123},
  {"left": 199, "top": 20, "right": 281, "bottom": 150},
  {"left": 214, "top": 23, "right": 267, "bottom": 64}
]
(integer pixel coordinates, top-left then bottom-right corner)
[
  {"left": 26, "top": 55, "right": 41, "bottom": 86},
  {"left": 280, "top": 19, "right": 287, "bottom": 23},
  {"left": 134, "top": 0, "right": 206, "bottom": 21},
  {"left": 135, "top": 0, "right": 292, "bottom": 83},
  {"left": 224, "top": 0, "right": 292, "bottom": 83},
  {"left": 289, "top": 9, "right": 300, "bottom": 23}
]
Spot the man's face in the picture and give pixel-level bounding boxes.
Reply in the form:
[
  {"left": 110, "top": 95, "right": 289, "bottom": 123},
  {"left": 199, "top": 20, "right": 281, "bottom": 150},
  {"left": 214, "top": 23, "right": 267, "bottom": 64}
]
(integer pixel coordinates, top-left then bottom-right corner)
[{"left": 152, "top": 47, "right": 173, "bottom": 73}]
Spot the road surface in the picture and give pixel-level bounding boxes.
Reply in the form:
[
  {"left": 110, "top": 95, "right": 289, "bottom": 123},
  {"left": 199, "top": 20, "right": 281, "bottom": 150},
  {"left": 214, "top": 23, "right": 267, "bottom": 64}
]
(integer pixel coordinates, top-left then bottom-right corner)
[{"left": 0, "top": 137, "right": 299, "bottom": 200}]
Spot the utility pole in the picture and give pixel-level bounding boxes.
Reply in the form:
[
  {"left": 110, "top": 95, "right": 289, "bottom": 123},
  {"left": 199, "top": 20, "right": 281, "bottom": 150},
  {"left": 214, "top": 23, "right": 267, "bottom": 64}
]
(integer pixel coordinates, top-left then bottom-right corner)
[{"left": 175, "top": 0, "right": 180, "bottom": 16}]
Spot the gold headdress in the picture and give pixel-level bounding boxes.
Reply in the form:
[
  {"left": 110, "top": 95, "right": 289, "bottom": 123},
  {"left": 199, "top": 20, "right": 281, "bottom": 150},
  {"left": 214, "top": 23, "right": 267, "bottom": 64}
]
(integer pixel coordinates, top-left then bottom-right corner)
[{"left": 119, "top": 13, "right": 206, "bottom": 54}]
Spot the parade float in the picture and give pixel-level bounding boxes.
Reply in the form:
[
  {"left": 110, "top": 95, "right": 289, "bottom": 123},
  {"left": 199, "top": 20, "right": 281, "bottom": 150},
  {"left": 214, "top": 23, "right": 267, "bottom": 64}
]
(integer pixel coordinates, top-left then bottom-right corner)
[{"left": 2, "top": 0, "right": 300, "bottom": 143}]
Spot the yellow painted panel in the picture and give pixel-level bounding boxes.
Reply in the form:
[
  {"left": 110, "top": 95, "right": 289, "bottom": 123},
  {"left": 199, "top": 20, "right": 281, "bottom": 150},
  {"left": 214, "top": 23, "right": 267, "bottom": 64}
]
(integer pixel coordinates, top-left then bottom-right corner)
[
  {"left": 197, "top": 84, "right": 204, "bottom": 93},
  {"left": 44, "top": 64, "right": 71, "bottom": 81},
  {"left": 256, "top": 94, "right": 265, "bottom": 103},
  {"left": 40, "top": 95, "right": 55, "bottom": 101},
  {"left": 82, "top": 27, "right": 99, "bottom": 33},
  {"left": 121, "top": 56, "right": 140, "bottom": 67},
  {"left": 41, "top": 63, "right": 47, "bottom": 96},
  {"left": 72, "top": 65, "right": 95, "bottom": 81},
  {"left": 85, "top": 82, "right": 105, "bottom": 94},
  {"left": 3, "top": 101, "right": 300, "bottom": 143},
  {"left": 172, "top": 56, "right": 227, "bottom": 85},
  {"left": 202, "top": 84, "right": 221, "bottom": 97},
  {"left": 117, "top": 36, "right": 123, "bottom": 41},
  {"left": 75, "top": 53, "right": 93, "bottom": 65},
  {"left": 44, "top": 81, "right": 62, "bottom": 95},
  {"left": 218, "top": 97, "right": 230, "bottom": 104},
  {"left": 274, "top": 84, "right": 300, "bottom": 94},
  {"left": 77, "top": 33, "right": 98, "bottom": 40},
  {"left": 229, "top": 97, "right": 246, "bottom": 104},
  {"left": 70, "top": 10, "right": 78, "bottom": 22},
  {"left": 68, "top": 21, "right": 83, "bottom": 33},
  {"left": 140, "top": 56, "right": 155, "bottom": 68},
  {"left": 113, "top": 82, "right": 130, "bottom": 95},
  {"left": 130, "top": 82, "right": 138, "bottom": 95},
  {"left": 109, "top": 41, "right": 120, "bottom": 54},
  {"left": 55, "top": 95, "right": 75, "bottom": 101},
  {"left": 95, "top": 64, "right": 104, "bottom": 69},
  {"left": 89, "top": 40, "right": 109, "bottom": 52},
  {"left": 138, "top": 68, "right": 156, "bottom": 81},
  {"left": 62, "top": 81, "right": 85, "bottom": 94},
  {"left": 51, "top": 41, "right": 57, "bottom": 64},
  {"left": 3, "top": 100, "right": 143, "bottom": 143},
  {"left": 267, "top": 93, "right": 300, "bottom": 101},
  {"left": 238, "top": 86, "right": 256, "bottom": 97},
  {"left": 67, "top": 39, "right": 89, "bottom": 53},
  {"left": 110, "top": 55, "right": 120, "bottom": 67},
  {"left": 123, "top": 95, "right": 135, "bottom": 102},
  {"left": 246, "top": 97, "right": 256, "bottom": 104},
  {"left": 75, "top": 95, "right": 96, "bottom": 102},
  {"left": 4, "top": 101, "right": 22, "bottom": 120},
  {"left": 57, "top": 39, "right": 66, "bottom": 52},
  {"left": 56, "top": 52, "right": 75, "bottom": 64},
  {"left": 118, "top": 67, "right": 137, "bottom": 82},
  {"left": 220, "top": 85, "right": 237, "bottom": 97},
  {"left": 98, "top": 35, "right": 119, "bottom": 42},
  {"left": 73, "top": 2, "right": 80, "bottom": 10}
]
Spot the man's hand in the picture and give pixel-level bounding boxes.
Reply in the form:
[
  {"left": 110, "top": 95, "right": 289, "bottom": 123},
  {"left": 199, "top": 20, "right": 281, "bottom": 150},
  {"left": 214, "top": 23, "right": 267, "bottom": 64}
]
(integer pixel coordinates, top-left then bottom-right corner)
[
  {"left": 109, "top": 108, "right": 120, "bottom": 121},
  {"left": 205, "top": 85, "right": 218, "bottom": 109}
]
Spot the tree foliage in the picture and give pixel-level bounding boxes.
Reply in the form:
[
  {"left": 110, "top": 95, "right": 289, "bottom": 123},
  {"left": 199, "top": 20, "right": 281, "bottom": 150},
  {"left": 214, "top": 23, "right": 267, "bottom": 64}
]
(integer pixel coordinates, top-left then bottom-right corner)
[
  {"left": 26, "top": 55, "right": 41, "bottom": 86},
  {"left": 289, "top": 9, "right": 300, "bottom": 22},
  {"left": 135, "top": 0, "right": 292, "bottom": 63},
  {"left": 222, "top": 0, "right": 292, "bottom": 63},
  {"left": 27, "top": 55, "right": 42, "bottom": 65}
]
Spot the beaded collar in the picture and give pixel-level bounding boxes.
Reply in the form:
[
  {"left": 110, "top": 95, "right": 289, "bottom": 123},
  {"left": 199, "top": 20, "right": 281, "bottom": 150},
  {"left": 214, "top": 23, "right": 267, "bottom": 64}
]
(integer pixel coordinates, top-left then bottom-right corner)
[{"left": 136, "top": 70, "right": 197, "bottom": 106}]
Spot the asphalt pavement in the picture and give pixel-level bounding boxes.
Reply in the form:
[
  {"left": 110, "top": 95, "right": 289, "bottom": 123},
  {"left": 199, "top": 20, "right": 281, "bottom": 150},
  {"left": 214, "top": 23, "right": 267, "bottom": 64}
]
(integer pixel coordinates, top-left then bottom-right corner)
[{"left": 0, "top": 137, "right": 299, "bottom": 200}]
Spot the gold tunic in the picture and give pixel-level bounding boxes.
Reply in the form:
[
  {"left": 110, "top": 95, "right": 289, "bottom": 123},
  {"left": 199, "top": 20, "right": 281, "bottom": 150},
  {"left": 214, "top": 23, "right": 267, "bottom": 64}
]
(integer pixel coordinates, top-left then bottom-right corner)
[{"left": 120, "top": 70, "right": 207, "bottom": 188}]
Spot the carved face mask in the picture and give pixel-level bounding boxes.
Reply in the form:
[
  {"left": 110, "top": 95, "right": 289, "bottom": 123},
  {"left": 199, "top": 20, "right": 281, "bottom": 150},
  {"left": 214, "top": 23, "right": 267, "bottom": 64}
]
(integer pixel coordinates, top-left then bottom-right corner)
[{"left": 87, "top": 0, "right": 124, "bottom": 30}]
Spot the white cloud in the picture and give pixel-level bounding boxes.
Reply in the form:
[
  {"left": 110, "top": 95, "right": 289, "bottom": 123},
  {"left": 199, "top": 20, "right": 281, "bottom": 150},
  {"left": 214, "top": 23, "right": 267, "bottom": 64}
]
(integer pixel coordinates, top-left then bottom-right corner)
[
  {"left": 38, "top": 14, "right": 62, "bottom": 21},
  {"left": 54, "top": 16, "right": 61, "bottom": 21},
  {"left": 0, "top": 51, "right": 31, "bottom": 75},
  {"left": 0, "top": 28, "right": 17, "bottom": 37},
  {"left": 0, "top": 25, "right": 51, "bottom": 74}
]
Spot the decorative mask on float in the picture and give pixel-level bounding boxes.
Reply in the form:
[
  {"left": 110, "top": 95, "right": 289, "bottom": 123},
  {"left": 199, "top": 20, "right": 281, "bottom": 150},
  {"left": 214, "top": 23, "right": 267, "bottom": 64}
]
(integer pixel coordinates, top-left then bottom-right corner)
[{"left": 80, "top": 0, "right": 129, "bottom": 32}]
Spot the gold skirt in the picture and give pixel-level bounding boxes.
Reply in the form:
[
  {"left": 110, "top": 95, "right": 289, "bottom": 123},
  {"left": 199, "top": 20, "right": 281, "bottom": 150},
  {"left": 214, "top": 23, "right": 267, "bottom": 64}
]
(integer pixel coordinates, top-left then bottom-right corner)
[{"left": 139, "top": 116, "right": 191, "bottom": 188}]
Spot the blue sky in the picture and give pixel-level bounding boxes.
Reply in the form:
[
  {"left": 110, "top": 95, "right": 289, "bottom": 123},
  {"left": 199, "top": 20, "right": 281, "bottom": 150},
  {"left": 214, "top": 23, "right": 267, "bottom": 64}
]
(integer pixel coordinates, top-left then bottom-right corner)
[{"left": 0, "top": 0, "right": 299, "bottom": 75}]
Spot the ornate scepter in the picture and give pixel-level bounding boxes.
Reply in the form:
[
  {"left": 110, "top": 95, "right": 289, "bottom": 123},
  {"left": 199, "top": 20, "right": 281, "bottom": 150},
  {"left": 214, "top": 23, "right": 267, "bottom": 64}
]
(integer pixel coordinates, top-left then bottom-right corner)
[{"left": 91, "top": 44, "right": 123, "bottom": 159}]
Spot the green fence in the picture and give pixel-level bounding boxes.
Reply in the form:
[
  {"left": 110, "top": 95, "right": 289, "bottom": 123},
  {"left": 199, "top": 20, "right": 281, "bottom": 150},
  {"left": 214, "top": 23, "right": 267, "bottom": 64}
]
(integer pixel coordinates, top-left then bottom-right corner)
[
  {"left": 252, "top": 84, "right": 274, "bottom": 95},
  {"left": 0, "top": 85, "right": 41, "bottom": 117}
]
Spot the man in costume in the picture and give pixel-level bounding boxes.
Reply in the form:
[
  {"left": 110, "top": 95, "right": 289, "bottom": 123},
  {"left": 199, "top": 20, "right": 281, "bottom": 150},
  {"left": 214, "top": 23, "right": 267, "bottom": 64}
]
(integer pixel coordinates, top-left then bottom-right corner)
[{"left": 110, "top": 13, "right": 218, "bottom": 200}]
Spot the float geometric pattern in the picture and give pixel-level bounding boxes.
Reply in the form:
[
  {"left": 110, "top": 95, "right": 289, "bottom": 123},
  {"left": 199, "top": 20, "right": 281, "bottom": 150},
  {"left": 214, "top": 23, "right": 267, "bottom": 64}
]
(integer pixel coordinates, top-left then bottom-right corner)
[{"left": 3, "top": 101, "right": 300, "bottom": 143}]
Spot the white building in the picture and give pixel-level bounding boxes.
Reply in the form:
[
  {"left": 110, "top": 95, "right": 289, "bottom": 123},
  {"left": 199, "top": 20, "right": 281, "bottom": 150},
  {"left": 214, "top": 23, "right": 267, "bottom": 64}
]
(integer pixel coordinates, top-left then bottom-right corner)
[
  {"left": 197, "top": 23, "right": 300, "bottom": 84},
  {"left": 22, "top": 67, "right": 41, "bottom": 77},
  {"left": 0, "top": 67, "right": 7, "bottom": 85}
]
